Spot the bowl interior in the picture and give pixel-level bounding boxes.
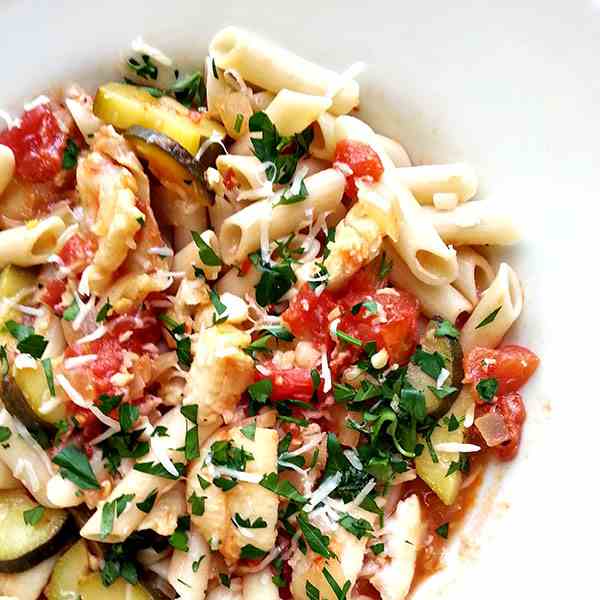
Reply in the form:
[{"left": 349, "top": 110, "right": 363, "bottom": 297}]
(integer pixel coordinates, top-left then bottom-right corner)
[{"left": 2, "top": 0, "right": 596, "bottom": 597}]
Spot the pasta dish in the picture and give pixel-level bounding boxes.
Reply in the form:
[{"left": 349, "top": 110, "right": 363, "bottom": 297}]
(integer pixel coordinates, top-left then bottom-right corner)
[{"left": 0, "top": 27, "right": 539, "bottom": 600}]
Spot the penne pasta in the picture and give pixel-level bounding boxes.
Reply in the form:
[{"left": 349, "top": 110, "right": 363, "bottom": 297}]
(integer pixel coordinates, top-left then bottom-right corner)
[
  {"left": 0, "top": 459, "right": 19, "bottom": 490},
  {"left": 0, "top": 216, "right": 65, "bottom": 269},
  {"left": 215, "top": 265, "right": 261, "bottom": 298},
  {"left": 265, "top": 89, "right": 332, "bottom": 136},
  {"left": 393, "top": 163, "right": 478, "bottom": 205},
  {"left": 139, "top": 481, "right": 187, "bottom": 536},
  {"left": 375, "top": 134, "right": 412, "bottom": 167},
  {"left": 167, "top": 522, "right": 211, "bottom": 599},
  {"left": 385, "top": 241, "right": 472, "bottom": 322},
  {"left": 210, "top": 27, "right": 359, "bottom": 115},
  {"left": 172, "top": 230, "right": 222, "bottom": 280},
  {"left": 460, "top": 262, "right": 523, "bottom": 353},
  {"left": 216, "top": 154, "right": 269, "bottom": 192},
  {"left": 243, "top": 569, "right": 280, "bottom": 600},
  {"left": 81, "top": 408, "right": 219, "bottom": 542},
  {"left": 219, "top": 168, "right": 345, "bottom": 264},
  {"left": 453, "top": 246, "right": 496, "bottom": 306},
  {"left": 310, "top": 111, "right": 337, "bottom": 161},
  {"left": 422, "top": 201, "right": 521, "bottom": 246}
]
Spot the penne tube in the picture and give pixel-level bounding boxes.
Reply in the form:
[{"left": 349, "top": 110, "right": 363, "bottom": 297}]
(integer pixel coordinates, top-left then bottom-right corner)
[
  {"left": 310, "top": 111, "right": 337, "bottom": 161},
  {"left": 393, "top": 163, "right": 478, "bottom": 205},
  {"left": 210, "top": 27, "right": 359, "bottom": 115},
  {"left": 460, "top": 263, "right": 523, "bottom": 353},
  {"left": 0, "top": 216, "right": 65, "bottom": 269},
  {"left": 0, "top": 458, "right": 19, "bottom": 490},
  {"left": 385, "top": 241, "right": 472, "bottom": 323},
  {"left": 46, "top": 472, "right": 84, "bottom": 507},
  {"left": 421, "top": 202, "right": 521, "bottom": 246},
  {"left": 265, "top": 89, "right": 332, "bottom": 136},
  {"left": 0, "top": 409, "right": 57, "bottom": 507},
  {"left": 376, "top": 175, "right": 458, "bottom": 286},
  {"left": 375, "top": 134, "right": 412, "bottom": 167},
  {"left": 168, "top": 523, "right": 211, "bottom": 600},
  {"left": 0, "top": 555, "right": 58, "bottom": 600},
  {"left": 216, "top": 155, "right": 268, "bottom": 191},
  {"left": 216, "top": 266, "right": 261, "bottom": 298},
  {"left": 139, "top": 481, "right": 186, "bottom": 536},
  {"left": 243, "top": 569, "right": 280, "bottom": 600},
  {"left": 453, "top": 246, "right": 496, "bottom": 306},
  {"left": 206, "top": 55, "right": 230, "bottom": 116},
  {"left": 219, "top": 168, "right": 345, "bottom": 264},
  {"left": 81, "top": 408, "right": 220, "bottom": 542},
  {"left": 334, "top": 115, "right": 395, "bottom": 169},
  {"left": 251, "top": 90, "right": 275, "bottom": 112},
  {"left": 173, "top": 231, "right": 222, "bottom": 280}
]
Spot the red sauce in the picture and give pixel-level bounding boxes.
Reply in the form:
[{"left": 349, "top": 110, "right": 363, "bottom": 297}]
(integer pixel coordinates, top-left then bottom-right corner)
[{"left": 0, "top": 105, "right": 69, "bottom": 183}]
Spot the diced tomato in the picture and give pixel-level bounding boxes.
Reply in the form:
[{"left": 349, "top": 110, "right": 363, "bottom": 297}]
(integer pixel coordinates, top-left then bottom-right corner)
[
  {"left": 282, "top": 284, "right": 336, "bottom": 349},
  {"left": 109, "top": 313, "right": 162, "bottom": 355},
  {"left": 223, "top": 168, "right": 238, "bottom": 191},
  {"left": 464, "top": 345, "right": 540, "bottom": 397},
  {"left": 256, "top": 367, "right": 316, "bottom": 402},
  {"left": 334, "top": 139, "right": 385, "bottom": 200},
  {"left": 58, "top": 233, "right": 95, "bottom": 271},
  {"left": 337, "top": 290, "right": 419, "bottom": 365},
  {"left": 0, "top": 105, "right": 68, "bottom": 183},
  {"left": 333, "top": 260, "right": 387, "bottom": 308},
  {"left": 239, "top": 258, "right": 252, "bottom": 275},
  {"left": 475, "top": 392, "right": 526, "bottom": 461},
  {"left": 41, "top": 280, "right": 66, "bottom": 311}
]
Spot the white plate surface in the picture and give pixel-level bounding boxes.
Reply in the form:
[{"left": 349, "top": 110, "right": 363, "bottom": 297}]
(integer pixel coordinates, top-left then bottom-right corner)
[{"left": 1, "top": 1, "right": 598, "bottom": 598}]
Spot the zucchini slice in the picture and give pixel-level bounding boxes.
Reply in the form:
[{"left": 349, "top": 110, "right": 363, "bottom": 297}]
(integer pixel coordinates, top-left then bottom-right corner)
[
  {"left": 406, "top": 317, "right": 464, "bottom": 416},
  {"left": 140, "top": 569, "right": 178, "bottom": 600},
  {"left": 1, "top": 375, "right": 57, "bottom": 447},
  {"left": 415, "top": 388, "right": 473, "bottom": 506},
  {"left": 93, "top": 82, "right": 225, "bottom": 154},
  {"left": 47, "top": 539, "right": 90, "bottom": 600},
  {"left": 79, "top": 572, "right": 153, "bottom": 600},
  {"left": 124, "top": 126, "right": 210, "bottom": 204},
  {"left": 0, "top": 490, "right": 75, "bottom": 573}
]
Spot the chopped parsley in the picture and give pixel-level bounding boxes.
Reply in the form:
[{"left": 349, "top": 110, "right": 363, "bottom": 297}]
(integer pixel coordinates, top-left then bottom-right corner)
[
  {"left": 23, "top": 505, "right": 44, "bottom": 526},
  {"left": 435, "top": 522, "right": 449, "bottom": 539},
  {"left": 0, "top": 426, "right": 11, "bottom": 444},
  {"left": 276, "top": 179, "right": 309, "bottom": 206},
  {"left": 96, "top": 300, "right": 112, "bottom": 322},
  {"left": 209, "top": 289, "right": 228, "bottom": 325},
  {"left": 233, "top": 514, "right": 267, "bottom": 529},
  {"left": 5, "top": 320, "right": 48, "bottom": 358},
  {"left": 335, "top": 329, "right": 362, "bottom": 347},
  {"left": 134, "top": 461, "right": 185, "bottom": 480},
  {"left": 475, "top": 306, "right": 502, "bottom": 329},
  {"left": 192, "top": 231, "right": 222, "bottom": 266},
  {"left": 41, "top": 358, "right": 55, "bottom": 396},
  {"left": 240, "top": 421, "right": 256, "bottom": 441},
  {"left": 52, "top": 445, "right": 100, "bottom": 490},
  {"left": 62, "top": 139, "right": 80, "bottom": 170},
  {"left": 169, "top": 516, "right": 190, "bottom": 552},
  {"left": 259, "top": 472, "right": 306, "bottom": 503},
  {"left": 189, "top": 492, "right": 207, "bottom": 516},
  {"left": 239, "top": 544, "right": 268, "bottom": 560},
  {"left": 337, "top": 512, "right": 374, "bottom": 539},
  {"left": 136, "top": 489, "right": 158, "bottom": 513},
  {"left": 234, "top": 113, "right": 244, "bottom": 133},
  {"left": 127, "top": 54, "right": 158, "bottom": 80},
  {"left": 476, "top": 377, "right": 498, "bottom": 402},
  {"left": 435, "top": 319, "right": 460, "bottom": 339},
  {"left": 296, "top": 511, "right": 333, "bottom": 558},
  {"left": 62, "top": 299, "right": 80, "bottom": 321}
]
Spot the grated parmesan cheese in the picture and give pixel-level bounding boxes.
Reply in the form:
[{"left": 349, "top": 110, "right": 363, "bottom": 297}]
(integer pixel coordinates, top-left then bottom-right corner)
[
  {"left": 213, "top": 466, "right": 262, "bottom": 484},
  {"left": 305, "top": 472, "right": 342, "bottom": 512},
  {"left": 14, "top": 353, "right": 37, "bottom": 370},
  {"left": 147, "top": 246, "right": 174, "bottom": 257},
  {"left": 326, "top": 61, "right": 367, "bottom": 99},
  {"left": 150, "top": 434, "right": 180, "bottom": 478},
  {"left": 436, "top": 368, "right": 450, "bottom": 389},
  {"left": 321, "top": 351, "right": 332, "bottom": 393},
  {"left": 434, "top": 442, "right": 481, "bottom": 453},
  {"left": 343, "top": 449, "right": 363, "bottom": 471},
  {"left": 23, "top": 95, "right": 50, "bottom": 111},
  {"left": 64, "top": 354, "right": 98, "bottom": 369},
  {"left": 77, "top": 325, "right": 107, "bottom": 345}
]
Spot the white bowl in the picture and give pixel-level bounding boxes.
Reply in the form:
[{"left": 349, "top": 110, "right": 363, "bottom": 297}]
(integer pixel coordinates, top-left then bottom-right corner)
[{"left": 1, "top": 1, "right": 596, "bottom": 598}]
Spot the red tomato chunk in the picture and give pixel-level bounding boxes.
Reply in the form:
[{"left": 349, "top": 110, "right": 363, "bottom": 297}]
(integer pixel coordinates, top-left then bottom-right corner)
[
  {"left": 0, "top": 105, "right": 68, "bottom": 182},
  {"left": 334, "top": 139, "right": 385, "bottom": 200},
  {"left": 464, "top": 345, "right": 540, "bottom": 397},
  {"left": 256, "top": 367, "right": 316, "bottom": 402}
]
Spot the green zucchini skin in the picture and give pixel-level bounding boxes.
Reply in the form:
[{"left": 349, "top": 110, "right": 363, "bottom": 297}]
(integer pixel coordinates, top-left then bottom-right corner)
[
  {"left": 140, "top": 569, "right": 178, "bottom": 600},
  {"left": 0, "top": 375, "right": 56, "bottom": 448},
  {"left": 0, "top": 516, "right": 77, "bottom": 573},
  {"left": 405, "top": 316, "right": 464, "bottom": 416}
]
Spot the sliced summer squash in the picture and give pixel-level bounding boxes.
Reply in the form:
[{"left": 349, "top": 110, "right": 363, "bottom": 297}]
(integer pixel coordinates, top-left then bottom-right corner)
[
  {"left": 415, "top": 388, "right": 473, "bottom": 506},
  {"left": 13, "top": 359, "right": 66, "bottom": 424},
  {"left": 46, "top": 539, "right": 90, "bottom": 600},
  {"left": 124, "top": 126, "right": 210, "bottom": 205},
  {"left": 406, "top": 317, "right": 464, "bottom": 415},
  {"left": 0, "top": 265, "right": 37, "bottom": 344},
  {"left": 93, "top": 83, "right": 225, "bottom": 154},
  {"left": 1, "top": 375, "right": 58, "bottom": 444},
  {"left": 0, "top": 490, "right": 74, "bottom": 573},
  {"left": 79, "top": 572, "right": 153, "bottom": 600}
]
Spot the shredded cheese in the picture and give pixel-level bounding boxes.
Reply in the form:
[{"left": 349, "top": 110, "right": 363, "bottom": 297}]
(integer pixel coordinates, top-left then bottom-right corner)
[
  {"left": 343, "top": 449, "right": 363, "bottom": 471},
  {"left": 434, "top": 442, "right": 481, "bottom": 453},
  {"left": 150, "top": 435, "right": 180, "bottom": 478},
  {"left": 436, "top": 368, "right": 450, "bottom": 389},
  {"left": 14, "top": 353, "right": 37, "bottom": 370},
  {"left": 77, "top": 325, "right": 107, "bottom": 344},
  {"left": 147, "top": 246, "right": 174, "bottom": 257},
  {"left": 346, "top": 478, "right": 376, "bottom": 509},
  {"left": 72, "top": 295, "right": 96, "bottom": 331},
  {"left": 15, "top": 304, "right": 44, "bottom": 318},
  {"left": 213, "top": 466, "right": 262, "bottom": 484},
  {"left": 305, "top": 472, "right": 342, "bottom": 512},
  {"left": 321, "top": 351, "right": 332, "bottom": 393},
  {"left": 64, "top": 354, "right": 98, "bottom": 369}
]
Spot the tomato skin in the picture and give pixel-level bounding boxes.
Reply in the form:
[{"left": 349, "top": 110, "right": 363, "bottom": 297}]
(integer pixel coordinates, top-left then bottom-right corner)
[
  {"left": 334, "top": 139, "right": 385, "bottom": 200},
  {"left": 256, "top": 367, "right": 316, "bottom": 402},
  {"left": 337, "top": 290, "right": 419, "bottom": 365},
  {"left": 41, "top": 280, "right": 66, "bottom": 311},
  {"left": 464, "top": 345, "right": 540, "bottom": 397},
  {"left": 282, "top": 284, "right": 336, "bottom": 349},
  {"left": 223, "top": 168, "right": 238, "bottom": 191},
  {"left": 58, "top": 233, "right": 95, "bottom": 271},
  {"left": 475, "top": 392, "right": 526, "bottom": 461},
  {"left": 0, "top": 106, "right": 68, "bottom": 182}
]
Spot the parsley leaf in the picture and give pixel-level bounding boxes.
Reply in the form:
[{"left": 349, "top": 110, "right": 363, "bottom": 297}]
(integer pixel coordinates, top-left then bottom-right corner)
[
  {"left": 248, "top": 379, "right": 272, "bottom": 404},
  {"left": 98, "top": 393, "right": 122, "bottom": 414},
  {"left": 323, "top": 567, "right": 351, "bottom": 600},
  {"left": 276, "top": 179, "right": 308, "bottom": 206},
  {"left": 335, "top": 330, "right": 362, "bottom": 347},
  {"left": 96, "top": 300, "right": 112, "bottom": 322},
  {"left": 41, "top": 358, "right": 55, "bottom": 396},
  {"left": 435, "top": 522, "right": 449, "bottom": 539},
  {"left": 259, "top": 472, "right": 306, "bottom": 503},
  {"left": 476, "top": 306, "right": 502, "bottom": 329},
  {"left": 378, "top": 252, "right": 392, "bottom": 280},
  {"left": 62, "top": 139, "right": 80, "bottom": 170},
  {"left": 435, "top": 319, "right": 460, "bottom": 339},
  {"left": 23, "top": 505, "right": 44, "bottom": 526},
  {"left": 127, "top": 54, "right": 158, "bottom": 80},
  {"left": 170, "top": 516, "right": 190, "bottom": 552},
  {"left": 136, "top": 489, "right": 158, "bottom": 513},
  {"left": 118, "top": 403, "right": 139, "bottom": 432},
  {"left": 189, "top": 492, "right": 207, "bottom": 516},
  {"left": 52, "top": 445, "right": 100, "bottom": 490},
  {"left": 337, "top": 512, "right": 374, "bottom": 539},
  {"left": 233, "top": 514, "right": 267, "bottom": 529},
  {"left": 240, "top": 422, "right": 256, "bottom": 441},
  {"left": 234, "top": 113, "right": 243, "bottom": 134},
  {"left": 476, "top": 377, "right": 498, "bottom": 402},
  {"left": 0, "top": 426, "right": 11, "bottom": 443},
  {"left": 62, "top": 299, "right": 80, "bottom": 322},
  {"left": 134, "top": 461, "right": 185, "bottom": 480},
  {"left": 209, "top": 289, "right": 228, "bottom": 324},
  {"left": 428, "top": 385, "right": 458, "bottom": 400},
  {"left": 192, "top": 231, "right": 222, "bottom": 266},
  {"left": 5, "top": 320, "right": 48, "bottom": 358},
  {"left": 249, "top": 251, "right": 297, "bottom": 307},
  {"left": 240, "top": 544, "right": 268, "bottom": 560},
  {"left": 411, "top": 347, "right": 446, "bottom": 379},
  {"left": 297, "top": 512, "right": 333, "bottom": 558}
]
